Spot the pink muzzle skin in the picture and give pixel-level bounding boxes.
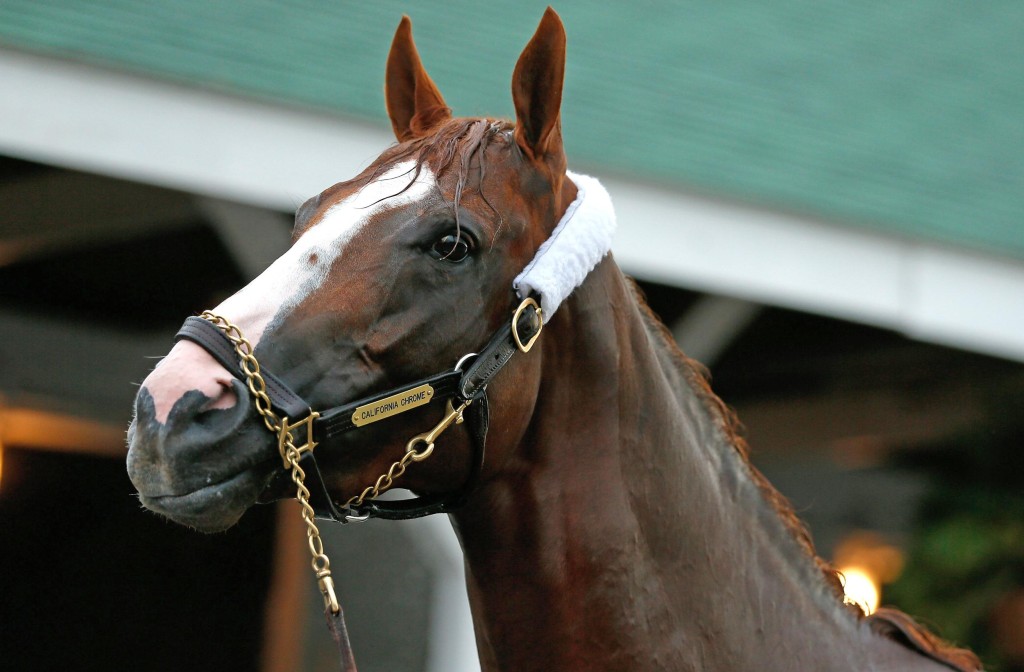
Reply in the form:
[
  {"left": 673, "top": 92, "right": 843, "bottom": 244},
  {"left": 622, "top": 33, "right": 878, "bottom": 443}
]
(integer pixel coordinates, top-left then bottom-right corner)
[{"left": 142, "top": 340, "right": 239, "bottom": 424}]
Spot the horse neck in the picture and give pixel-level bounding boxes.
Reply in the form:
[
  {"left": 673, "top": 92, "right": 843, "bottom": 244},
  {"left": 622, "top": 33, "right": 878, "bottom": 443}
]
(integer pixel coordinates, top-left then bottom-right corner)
[{"left": 449, "top": 257, "right": 907, "bottom": 671}]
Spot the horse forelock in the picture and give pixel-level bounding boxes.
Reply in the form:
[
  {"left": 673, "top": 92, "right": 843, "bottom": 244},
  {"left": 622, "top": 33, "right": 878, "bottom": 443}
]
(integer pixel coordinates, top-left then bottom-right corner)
[
  {"left": 212, "top": 119, "right": 522, "bottom": 350},
  {"left": 371, "top": 118, "right": 518, "bottom": 241}
]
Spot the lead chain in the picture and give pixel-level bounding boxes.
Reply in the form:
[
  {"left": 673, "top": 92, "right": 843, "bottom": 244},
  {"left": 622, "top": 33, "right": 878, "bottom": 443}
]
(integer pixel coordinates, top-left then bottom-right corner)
[
  {"left": 343, "top": 445, "right": 421, "bottom": 509},
  {"left": 199, "top": 312, "right": 339, "bottom": 613}
]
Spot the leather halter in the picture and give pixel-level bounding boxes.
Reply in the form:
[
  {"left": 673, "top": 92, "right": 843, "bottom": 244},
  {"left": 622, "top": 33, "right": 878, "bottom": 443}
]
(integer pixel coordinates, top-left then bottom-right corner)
[{"left": 174, "top": 296, "right": 543, "bottom": 522}]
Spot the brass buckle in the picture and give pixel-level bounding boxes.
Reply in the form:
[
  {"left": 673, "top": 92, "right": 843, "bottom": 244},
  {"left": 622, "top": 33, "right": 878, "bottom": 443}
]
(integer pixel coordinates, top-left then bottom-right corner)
[
  {"left": 511, "top": 297, "right": 543, "bottom": 353},
  {"left": 277, "top": 411, "right": 320, "bottom": 468}
]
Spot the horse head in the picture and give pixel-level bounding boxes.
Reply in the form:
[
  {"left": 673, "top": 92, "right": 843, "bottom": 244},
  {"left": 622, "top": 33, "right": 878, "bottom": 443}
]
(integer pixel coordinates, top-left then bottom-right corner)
[{"left": 127, "top": 9, "right": 579, "bottom": 532}]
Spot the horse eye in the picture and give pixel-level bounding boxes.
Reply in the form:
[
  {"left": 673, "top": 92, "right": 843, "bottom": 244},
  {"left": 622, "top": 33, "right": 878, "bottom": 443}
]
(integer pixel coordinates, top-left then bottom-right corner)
[{"left": 431, "top": 233, "right": 471, "bottom": 262}]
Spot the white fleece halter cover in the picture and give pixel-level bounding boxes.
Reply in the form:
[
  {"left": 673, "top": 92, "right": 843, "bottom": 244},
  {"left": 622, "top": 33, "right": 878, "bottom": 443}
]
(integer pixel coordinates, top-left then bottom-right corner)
[{"left": 513, "top": 171, "right": 616, "bottom": 323}]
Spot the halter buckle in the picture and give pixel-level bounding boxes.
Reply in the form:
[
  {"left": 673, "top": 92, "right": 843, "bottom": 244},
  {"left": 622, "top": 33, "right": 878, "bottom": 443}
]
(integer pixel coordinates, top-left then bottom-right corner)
[
  {"left": 512, "top": 297, "right": 543, "bottom": 353},
  {"left": 278, "top": 412, "right": 320, "bottom": 468}
]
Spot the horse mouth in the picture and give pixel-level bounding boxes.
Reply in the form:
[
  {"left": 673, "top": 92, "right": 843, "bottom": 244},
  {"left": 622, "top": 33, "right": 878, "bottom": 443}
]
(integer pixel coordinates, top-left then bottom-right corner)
[
  {"left": 137, "top": 464, "right": 274, "bottom": 533},
  {"left": 127, "top": 385, "right": 284, "bottom": 532}
]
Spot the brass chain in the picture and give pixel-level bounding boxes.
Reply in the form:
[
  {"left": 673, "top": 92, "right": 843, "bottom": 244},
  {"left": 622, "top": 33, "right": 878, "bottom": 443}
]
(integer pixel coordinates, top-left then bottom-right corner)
[
  {"left": 343, "top": 443, "right": 426, "bottom": 509},
  {"left": 197, "top": 309, "right": 469, "bottom": 606},
  {"left": 199, "top": 311, "right": 339, "bottom": 613},
  {"left": 342, "top": 397, "right": 469, "bottom": 509}
]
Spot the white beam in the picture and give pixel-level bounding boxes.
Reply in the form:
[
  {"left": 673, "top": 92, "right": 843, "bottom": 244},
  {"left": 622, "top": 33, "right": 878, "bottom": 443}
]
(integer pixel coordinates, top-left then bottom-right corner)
[
  {"left": 2, "top": 48, "right": 1023, "bottom": 362},
  {"left": 197, "top": 197, "right": 293, "bottom": 279},
  {"left": 903, "top": 247, "right": 1024, "bottom": 362},
  {"left": 610, "top": 178, "right": 1024, "bottom": 363},
  {"left": 399, "top": 515, "right": 481, "bottom": 672},
  {"left": 0, "top": 48, "right": 387, "bottom": 211},
  {"left": 610, "top": 182, "right": 905, "bottom": 324},
  {"left": 671, "top": 296, "right": 761, "bottom": 366}
]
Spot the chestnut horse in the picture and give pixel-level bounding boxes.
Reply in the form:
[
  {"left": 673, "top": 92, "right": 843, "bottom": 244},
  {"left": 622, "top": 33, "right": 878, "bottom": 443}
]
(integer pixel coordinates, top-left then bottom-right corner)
[{"left": 127, "top": 9, "right": 982, "bottom": 672}]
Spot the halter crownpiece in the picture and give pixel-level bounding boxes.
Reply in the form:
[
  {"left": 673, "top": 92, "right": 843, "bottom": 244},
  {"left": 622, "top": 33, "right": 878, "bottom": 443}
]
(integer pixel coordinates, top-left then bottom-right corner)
[{"left": 514, "top": 171, "right": 617, "bottom": 322}]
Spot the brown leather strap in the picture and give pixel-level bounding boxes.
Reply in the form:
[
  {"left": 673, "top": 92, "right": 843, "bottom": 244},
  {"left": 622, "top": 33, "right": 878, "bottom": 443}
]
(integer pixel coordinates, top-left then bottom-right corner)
[
  {"left": 325, "top": 605, "right": 358, "bottom": 671},
  {"left": 173, "top": 300, "right": 537, "bottom": 672}
]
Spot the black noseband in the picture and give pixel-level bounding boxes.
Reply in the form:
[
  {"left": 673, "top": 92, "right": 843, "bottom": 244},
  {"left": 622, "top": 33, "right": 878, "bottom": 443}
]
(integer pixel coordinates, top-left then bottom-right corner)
[{"left": 174, "top": 297, "right": 543, "bottom": 522}]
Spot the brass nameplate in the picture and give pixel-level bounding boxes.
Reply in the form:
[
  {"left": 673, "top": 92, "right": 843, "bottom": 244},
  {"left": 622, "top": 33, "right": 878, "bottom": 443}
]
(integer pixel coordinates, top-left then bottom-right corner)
[{"left": 351, "top": 384, "right": 435, "bottom": 427}]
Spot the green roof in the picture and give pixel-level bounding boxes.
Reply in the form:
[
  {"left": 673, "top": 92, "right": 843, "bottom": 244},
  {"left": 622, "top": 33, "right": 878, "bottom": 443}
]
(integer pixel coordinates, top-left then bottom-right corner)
[{"left": 2, "top": 1, "right": 1022, "bottom": 260}]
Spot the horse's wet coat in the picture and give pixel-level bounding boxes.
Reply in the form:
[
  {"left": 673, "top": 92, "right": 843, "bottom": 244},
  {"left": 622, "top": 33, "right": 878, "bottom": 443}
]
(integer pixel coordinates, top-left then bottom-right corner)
[{"left": 126, "top": 9, "right": 982, "bottom": 671}]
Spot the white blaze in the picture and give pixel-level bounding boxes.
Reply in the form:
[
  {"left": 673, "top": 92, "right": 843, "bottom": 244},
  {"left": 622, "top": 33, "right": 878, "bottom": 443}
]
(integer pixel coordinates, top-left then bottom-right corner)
[
  {"left": 214, "top": 161, "right": 434, "bottom": 343},
  {"left": 142, "top": 161, "right": 434, "bottom": 424}
]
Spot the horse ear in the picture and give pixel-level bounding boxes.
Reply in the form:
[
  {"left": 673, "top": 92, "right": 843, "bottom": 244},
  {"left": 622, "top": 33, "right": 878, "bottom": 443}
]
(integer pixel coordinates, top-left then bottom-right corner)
[
  {"left": 511, "top": 7, "right": 567, "bottom": 162},
  {"left": 385, "top": 16, "right": 451, "bottom": 142}
]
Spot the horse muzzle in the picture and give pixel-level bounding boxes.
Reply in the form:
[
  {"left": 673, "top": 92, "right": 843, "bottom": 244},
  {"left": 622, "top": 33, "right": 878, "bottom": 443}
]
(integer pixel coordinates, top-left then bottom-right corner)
[{"left": 126, "top": 379, "right": 277, "bottom": 532}]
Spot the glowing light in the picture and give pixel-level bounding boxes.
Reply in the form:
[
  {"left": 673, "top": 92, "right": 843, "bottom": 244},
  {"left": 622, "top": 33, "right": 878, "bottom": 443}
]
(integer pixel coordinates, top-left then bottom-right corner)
[
  {"left": 840, "top": 566, "right": 881, "bottom": 615},
  {"left": 833, "top": 531, "right": 905, "bottom": 616}
]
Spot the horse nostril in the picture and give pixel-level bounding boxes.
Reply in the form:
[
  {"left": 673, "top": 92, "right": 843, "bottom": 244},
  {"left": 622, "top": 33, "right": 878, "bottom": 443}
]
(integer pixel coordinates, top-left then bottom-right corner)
[
  {"left": 132, "top": 376, "right": 247, "bottom": 447},
  {"left": 199, "top": 377, "right": 240, "bottom": 414},
  {"left": 130, "top": 380, "right": 253, "bottom": 470},
  {"left": 142, "top": 340, "right": 243, "bottom": 424},
  {"left": 127, "top": 380, "right": 264, "bottom": 506}
]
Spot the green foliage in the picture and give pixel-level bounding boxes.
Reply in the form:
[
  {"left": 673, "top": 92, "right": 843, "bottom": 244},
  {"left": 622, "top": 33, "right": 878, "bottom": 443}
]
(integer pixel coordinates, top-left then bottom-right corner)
[
  {"left": 888, "top": 489, "right": 1024, "bottom": 669},
  {"left": 888, "top": 406, "right": 1024, "bottom": 671}
]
